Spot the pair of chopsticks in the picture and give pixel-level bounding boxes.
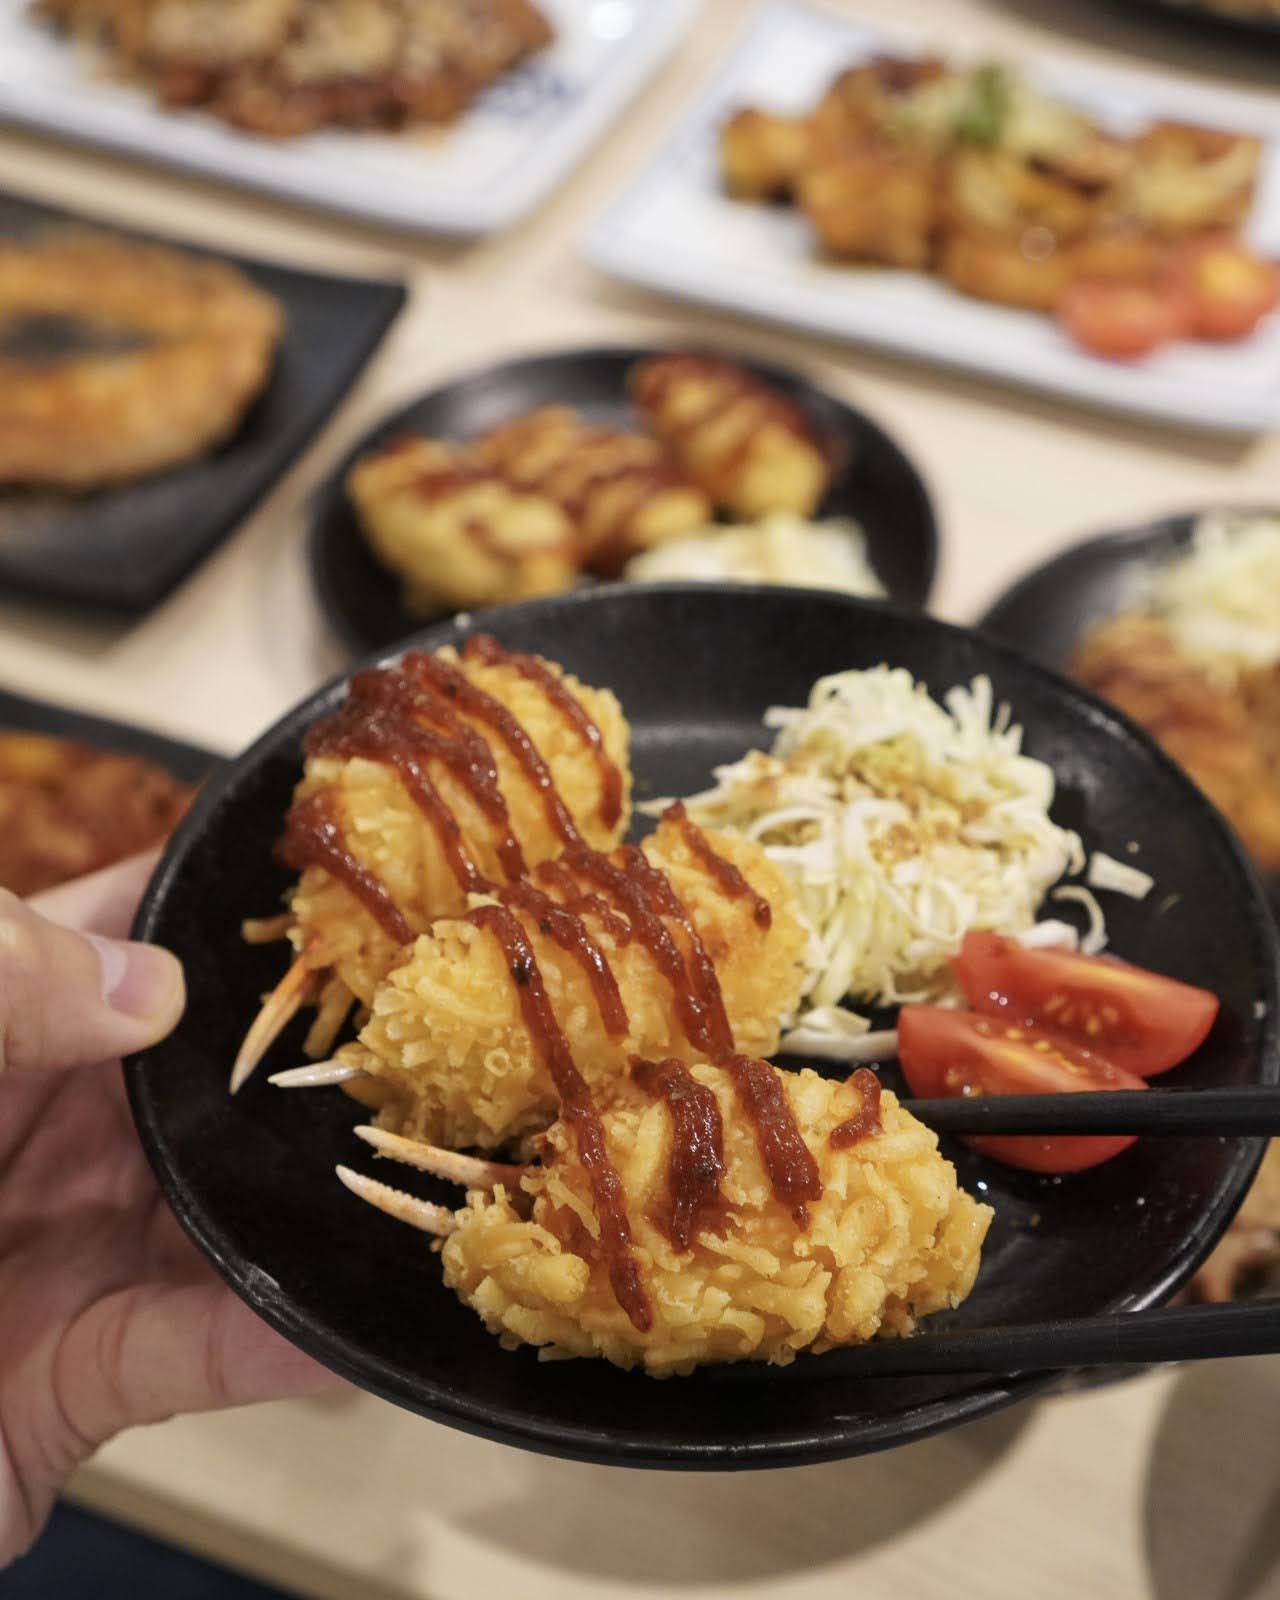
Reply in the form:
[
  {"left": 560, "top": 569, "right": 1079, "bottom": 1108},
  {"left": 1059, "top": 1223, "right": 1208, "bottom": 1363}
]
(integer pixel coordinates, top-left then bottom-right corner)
[
  {"left": 906, "top": 1086, "right": 1280, "bottom": 1137},
  {"left": 712, "top": 1085, "right": 1280, "bottom": 1382}
]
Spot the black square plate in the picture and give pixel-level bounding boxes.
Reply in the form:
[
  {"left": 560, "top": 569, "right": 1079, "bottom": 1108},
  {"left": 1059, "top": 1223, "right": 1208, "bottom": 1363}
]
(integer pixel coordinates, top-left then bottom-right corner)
[{"left": 0, "top": 189, "right": 405, "bottom": 612}]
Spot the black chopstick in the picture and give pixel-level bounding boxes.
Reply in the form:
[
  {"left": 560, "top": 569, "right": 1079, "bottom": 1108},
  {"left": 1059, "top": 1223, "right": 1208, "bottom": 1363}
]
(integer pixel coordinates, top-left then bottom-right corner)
[
  {"left": 906, "top": 1087, "right": 1280, "bottom": 1137},
  {"left": 711, "top": 1298, "right": 1280, "bottom": 1382}
]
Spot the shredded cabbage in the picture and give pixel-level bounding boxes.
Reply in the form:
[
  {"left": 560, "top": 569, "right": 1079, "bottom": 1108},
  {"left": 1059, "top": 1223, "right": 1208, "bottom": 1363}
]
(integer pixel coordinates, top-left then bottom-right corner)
[
  {"left": 655, "top": 667, "right": 1091, "bottom": 1053},
  {"left": 1153, "top": 512, "right": 1280, "bottom": 669},
  {"left": 624, "top": 514, "right": 885, "bottom": 598}
]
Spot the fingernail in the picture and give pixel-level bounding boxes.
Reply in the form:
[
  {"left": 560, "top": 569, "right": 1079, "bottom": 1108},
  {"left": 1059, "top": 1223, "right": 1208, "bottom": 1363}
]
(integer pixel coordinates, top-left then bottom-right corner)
[{"left": 89, "top": 935, "right": 184, "bottom": 1022}]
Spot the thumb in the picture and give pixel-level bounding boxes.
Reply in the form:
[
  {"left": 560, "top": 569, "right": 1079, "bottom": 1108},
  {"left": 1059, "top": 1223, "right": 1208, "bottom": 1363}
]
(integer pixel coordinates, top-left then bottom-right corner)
[{"left": 0, "top": 889, "right": 184, "bottom": 1073}]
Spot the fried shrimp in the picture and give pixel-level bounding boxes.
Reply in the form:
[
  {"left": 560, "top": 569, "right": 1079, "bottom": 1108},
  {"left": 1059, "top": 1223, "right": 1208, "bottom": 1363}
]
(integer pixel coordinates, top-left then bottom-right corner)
[
  {"left": 336, "top": 805, "right": 808, "bottom": 1151},
  {"left": 234, "top": 636, "right": 632, "bottom": 1088},
  {"left": 0, "top": 231, "right": 281, "bottom": 488},
  {"left": 340, "top": 1062, "right": 991, "bottom": 1373},
  {"left": 472, "top": 405, "right": 712, "bottom": 573},
  {"left": 347, "top": 435, "right": 580, "bottom": 613},
  {"left": 629, "top": 354, "right": 831, "bottom": 523}
]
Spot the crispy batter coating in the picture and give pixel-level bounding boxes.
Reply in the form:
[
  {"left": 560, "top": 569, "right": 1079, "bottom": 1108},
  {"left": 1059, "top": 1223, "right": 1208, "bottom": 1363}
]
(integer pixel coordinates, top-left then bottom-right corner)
[
  {"left": 1070, "top": 614, "right": 1280, "bottom": 872},
  {"left": 473, "top": 406, "right": 712, "bottom": 574},
  {"left": 440, "top": 1065, "right": 991, "bottom": 1373},
  {"left": 344, "top": 812, "right": 808, "bottom": 1151},
  {"left": 347, "top": 435, "right": 580, "bottom": 613},
  {"left": 286, "top": 644, "right": 632, "bottom": 1009},
  {"left": 34, "top": 0, "right": 553, "bottom": 137},
  {"left": 0, "top": 231, "right": 281, "bottom": 488},
  {"left": 629, "top": 354, "right": 830, "bottom": 523},
  {"left": 797, "top": 151, "right": 939, "bottom": 270},
  {"left": 719, "top": 109, "right": 820, "bottom": 201},
  {"left": 0, "top": 730, "right": 194, "bottom": 895}
]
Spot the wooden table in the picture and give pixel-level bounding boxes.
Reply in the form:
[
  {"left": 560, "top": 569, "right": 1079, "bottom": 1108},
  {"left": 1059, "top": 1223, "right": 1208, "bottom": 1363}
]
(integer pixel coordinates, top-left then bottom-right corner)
[{"left": 3, "top": 1, "right": 1278, "bottom": 1594}]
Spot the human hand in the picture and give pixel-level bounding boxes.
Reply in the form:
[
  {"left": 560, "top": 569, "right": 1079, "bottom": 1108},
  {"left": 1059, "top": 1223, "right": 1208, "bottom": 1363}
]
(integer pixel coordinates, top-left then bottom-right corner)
[{"left": 1, "top": 852, "right": 341, "bottom": 1566}]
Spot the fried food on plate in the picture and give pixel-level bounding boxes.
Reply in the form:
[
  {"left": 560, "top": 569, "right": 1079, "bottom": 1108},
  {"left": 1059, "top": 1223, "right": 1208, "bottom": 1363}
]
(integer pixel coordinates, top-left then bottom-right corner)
[
  {"left": 629, "top": 354, "right": 830, "bottom": 522},
  {"left": 0, "top": 730, "right": 194, "bottom": 896},
  {"left": 335, "top": 803, "right": 807, "bottom": 1151},
  {"left": 1070, "top": 613, "right": 1280, "bottom": 873},
  {"left": 341, "top": 1060, "right": 990, "bottom": 1373},
  {"left": 473, "top": 405, "right": 712, "bottom": 573},
  {"left": 719, "top": 109, "right": 820, "bottom": 201},
  {"left": 33, "top": 0, "right": 553, "bottom": 137},
  {"left": 797, "top": 150, "right": 938, "bottom": 270},
  {"left": 347, "top": 434, "right": 579, "bottom": 613},
  {"left": 0, "top": 231, "right": 281, "bottom": 488},
  {"left": 233, "top": 637, "right": 632, "bottom": 1087}
]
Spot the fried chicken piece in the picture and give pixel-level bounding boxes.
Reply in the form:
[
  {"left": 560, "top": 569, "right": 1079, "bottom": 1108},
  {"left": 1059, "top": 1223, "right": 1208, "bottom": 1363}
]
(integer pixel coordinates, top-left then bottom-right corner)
[
  {"left": 1113, "top": 121, "right": 1262, "bottom": 236},
  {"left": 1070, "top": 614, "right": 1280, "bottom": 872},
  {"left": 340, "top": 806, "right": 808, "bottom": 1151},
  {"left": 34, "top": 0, "right": 553, "bottom": 137},
  {"left": 629, "top": 354, "right": 830, "bottom": 522},
  {"left": 473, "top": 406, "right": 712, "bottom": 574},
  {"left": 797, "top": 149, "right": 939, "bottom": 270},
  {"left": 348, "top": 434, "right": 580, "bottom": 613},
  {"left": 719, "top": 109, "right": 819, "bottom": 201},
  {"left": 436, "top": 1063, "right": 991, "bottom": 1372},
  {"left": 0, "top": 731, "right": 194, "bottom": 896},
  {"left": 0, "top": 231, "right": 281, "bottom": 488}
]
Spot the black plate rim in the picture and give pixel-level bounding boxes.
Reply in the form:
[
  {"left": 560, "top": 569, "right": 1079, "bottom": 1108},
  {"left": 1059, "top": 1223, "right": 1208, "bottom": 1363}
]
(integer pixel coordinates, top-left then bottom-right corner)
[
  {"left": 0, "top": 184, "right": 407, "bottom": 612},
  {"left": 126, "top": 583, "right": 1280, "bottom": 1468},
  {"left": 305, "top": 342, "right": 940, "bottom": 658},
  {"left": 0, "top": 685, "right": 221, "bottom": 781},
  {"left": 976, "top": 503, "right": 1280, "bottom": 640}
]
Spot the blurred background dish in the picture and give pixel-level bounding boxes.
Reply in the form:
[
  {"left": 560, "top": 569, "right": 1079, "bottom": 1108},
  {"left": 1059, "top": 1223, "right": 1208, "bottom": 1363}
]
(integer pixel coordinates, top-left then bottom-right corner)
[
  {"left": 0, "top": 0, "right": 697, "bottom": 235},
  {"left": 583, "top": 0, "right": 1280, "bottom": 431},
  {"left": 128, "top": 587, "right": 1277, "bottom": 1467},
  {"left": 978, "top": 507, "right": 1280, "bottom": 1311},
  {"left": 0, "top": 188, "right": 404, "bottom": 611},
  {"left": 307, "top": 345, "right": 938, "bottom": 656},
  {"left": 0, "top": 685, "right": 216, "bottom": 895}
]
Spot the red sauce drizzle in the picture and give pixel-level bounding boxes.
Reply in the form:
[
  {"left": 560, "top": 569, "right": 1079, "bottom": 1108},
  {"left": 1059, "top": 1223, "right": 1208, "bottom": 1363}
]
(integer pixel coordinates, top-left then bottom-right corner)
[
  {"left": 305, "top": 665, "right": 514, "bottom": 887},
  {"left": 665, "top": 801, "right": 771, "bottom": 929},
  {"left": 463, "top": 634, "right": 622, "bottom": 830},
  {"left": 466, "top": 903, "right": 651, "bottom": 1332},
  {"left": 533, "top": 859, "right": 634, "bottom": 946},
  {"left": 631, "top": 1057, "right": 727, "bottom": 1252},
  {"left": 561, "top": 844, "right": 734, "bottom": 1060},
  {"left": 402, "top": 649, "right": 585, "bottom": 853},
  {"left": 277, "top": 790, "right": 412, "bottom": 945},
  {"left": 829, "top": 1068, "right": 883, "bottom": 1149},
  {"left": 630, "top": 354, "right": 815, "bottom": 504},
  {"left": 496, "top": 880, "right": 628, "bottom": 1038},
  {"left": 723, "top": 1055, "right": 823, "bottom": 1229}
]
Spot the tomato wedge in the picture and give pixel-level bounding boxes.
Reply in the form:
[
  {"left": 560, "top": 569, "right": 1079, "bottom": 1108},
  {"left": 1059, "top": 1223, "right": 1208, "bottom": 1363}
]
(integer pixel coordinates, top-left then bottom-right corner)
[
  {"left": 1171, "top": 236, "right": 1280, "bottom": 342},
  {"left": 898, "top": 1006, "right": 1146, "bottom": 1174},
  {"left": 950, "top": 932, "right": 1218, "bottom": 1078},
  {"left": 1057, "top": 277, "right": 1188, "bottom": 360}
]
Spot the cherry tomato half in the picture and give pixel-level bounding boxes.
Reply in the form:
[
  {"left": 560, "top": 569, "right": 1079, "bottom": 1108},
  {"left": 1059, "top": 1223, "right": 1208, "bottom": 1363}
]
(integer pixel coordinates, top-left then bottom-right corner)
[
  {"left": 950, "top": 931, "right": 1218, "bottom": 1078},
  {"left": 898, "top": 1005, "right": 1146, "bottom": 1174},
  {"left": 1171, "top": 236, "right": 1280, "bottom": 343},
  {"left": 1057, "top": 277, "right": 1189, "bottom": 360}
]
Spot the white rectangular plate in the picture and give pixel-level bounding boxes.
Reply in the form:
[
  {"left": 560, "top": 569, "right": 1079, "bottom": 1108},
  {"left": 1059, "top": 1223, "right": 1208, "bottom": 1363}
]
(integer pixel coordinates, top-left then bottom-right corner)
[
  {"left": 583, "top": 0, "right": 1280, "bottom": 432},
  {"left": 0, "top": 0, "right": 696, "bottom": 236}
]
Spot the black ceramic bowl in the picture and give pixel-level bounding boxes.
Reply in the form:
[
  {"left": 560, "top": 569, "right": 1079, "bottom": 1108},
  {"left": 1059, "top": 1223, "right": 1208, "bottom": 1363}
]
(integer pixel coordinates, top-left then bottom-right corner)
[
  {"left": 307, "top": 345, "right": 938, "bottom": 656},
  {"left": 977, "top": 506, "right": 1280, "bottom": 909},
  {"left": 128, "top": 586, "right": 1279, "bottom": 1469}
]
